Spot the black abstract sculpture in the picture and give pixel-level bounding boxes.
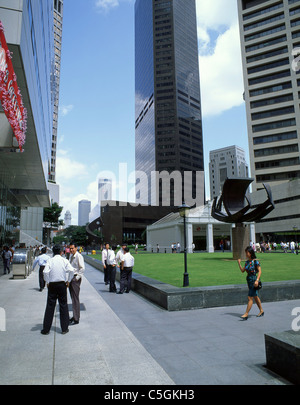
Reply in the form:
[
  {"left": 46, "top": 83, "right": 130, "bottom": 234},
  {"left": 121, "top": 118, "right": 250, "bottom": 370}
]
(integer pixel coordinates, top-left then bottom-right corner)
[{"left": 211, "top": 178, "right": 275, "bottom": 224}]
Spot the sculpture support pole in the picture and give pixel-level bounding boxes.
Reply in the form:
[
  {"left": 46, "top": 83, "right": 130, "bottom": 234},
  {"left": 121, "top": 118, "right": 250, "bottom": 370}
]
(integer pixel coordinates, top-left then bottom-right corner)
[{"left": 232, "top": 223, "right": 250, "bottom": 261}]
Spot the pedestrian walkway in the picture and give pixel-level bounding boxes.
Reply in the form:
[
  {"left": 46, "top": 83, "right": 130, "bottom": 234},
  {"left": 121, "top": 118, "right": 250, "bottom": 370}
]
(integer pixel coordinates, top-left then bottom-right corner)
[
  {"left": 0, "top": 263, "right": 299, "bottom": 385},
  {"left": 0, "top": 268, "right": 174, "bottom": 385},
  {"left": 84, "top": 263, "right": 298, "bottom": 385}
]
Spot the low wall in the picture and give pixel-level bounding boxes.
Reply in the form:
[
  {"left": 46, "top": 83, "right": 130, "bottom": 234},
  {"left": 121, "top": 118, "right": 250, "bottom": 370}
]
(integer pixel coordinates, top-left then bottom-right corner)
[
  {"left": 265, "top": 331, "right": 300, "bottom": 385},
  {"left": 84, "top": 255, "right": 300, "bottom": 311}
]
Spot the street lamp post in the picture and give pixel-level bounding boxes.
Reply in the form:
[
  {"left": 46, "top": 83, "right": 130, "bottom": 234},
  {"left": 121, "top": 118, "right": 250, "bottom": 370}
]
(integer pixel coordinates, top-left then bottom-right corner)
[
  {"left": 293, "top": 226, "right": 298, "bottom": 243},
  {"left": 179, "top": 203, "right": 191, "bottom": 287}
]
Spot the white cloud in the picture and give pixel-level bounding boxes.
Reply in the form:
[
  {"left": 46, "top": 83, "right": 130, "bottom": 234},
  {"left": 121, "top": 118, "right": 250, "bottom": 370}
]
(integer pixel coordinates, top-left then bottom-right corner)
[
  {"left": 196, "top": 0, "right": 238, "bottom": 33},
  {"left": 195, "top": 0, "right": 244, "bottom": 117},
  {"left": 59, "top": 104, "right": 74, "bottom": 117},
  {"left": 56, "top": 153, "right": 89, "bottom": 181},
  {"left": 95, "top": 0, "right": 134, "bottom": 13},
  {"left": 56, "top": 151, "right": 136, "bottom": 224},
  {"left": 199, "top": 23, "right": 244, "bottom": 117},
  {"left": 95, "top": 0, "right": 119, "bottom": 12},
  {"left": 57, "top": 159, "right": 98, "bottom": 225}
]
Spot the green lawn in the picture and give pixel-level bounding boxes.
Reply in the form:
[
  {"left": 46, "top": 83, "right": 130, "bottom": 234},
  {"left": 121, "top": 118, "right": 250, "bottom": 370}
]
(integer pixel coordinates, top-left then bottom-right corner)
[{"left": 92, "top": 251, "right": 300, "bottom": 288}]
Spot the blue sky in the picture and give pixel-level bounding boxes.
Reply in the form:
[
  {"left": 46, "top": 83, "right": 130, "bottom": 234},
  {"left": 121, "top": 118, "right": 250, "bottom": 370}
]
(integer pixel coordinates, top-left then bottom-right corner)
[{"left": 56, "top": 0, "right": 249, "bottom": 224}]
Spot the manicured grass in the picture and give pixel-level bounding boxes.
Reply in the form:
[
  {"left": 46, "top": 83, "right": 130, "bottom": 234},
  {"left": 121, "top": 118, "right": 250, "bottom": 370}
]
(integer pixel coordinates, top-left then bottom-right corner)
[{"left": 92, "top": 252, "right": 300, "bottom": 288}]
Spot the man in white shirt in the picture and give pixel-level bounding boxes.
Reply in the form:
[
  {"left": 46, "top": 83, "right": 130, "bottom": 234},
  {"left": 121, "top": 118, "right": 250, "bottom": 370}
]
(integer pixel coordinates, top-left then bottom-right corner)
[
  {"left": 290, "top": 241, "right": 295, "bottom": 254},
  {"left": 107, "top": 245, "right": 117, "bottom": 292},
  {"left": 115, "top": 243, "right": 127, "bottom": 268},
  {"left": 102, "top": 243, "right": 110, "bottom": 285},
  {"left": 117, "top": 247, "right": 135, "bottom": 294},
  {"left": 32, "top": 247, "right": 50, "bottom": 291},
  {"left": 69, "top": 242, "right": 85, "bottom": 325},
  {"left": 41, "top": 245, "right": 74, "bottom": 335}
]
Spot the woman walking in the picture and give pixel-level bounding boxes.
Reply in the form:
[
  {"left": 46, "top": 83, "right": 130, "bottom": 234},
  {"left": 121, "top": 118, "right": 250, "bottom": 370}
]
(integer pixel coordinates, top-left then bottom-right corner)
[{"left": 237, "top": 246, "right": 264, "bottom": 320}]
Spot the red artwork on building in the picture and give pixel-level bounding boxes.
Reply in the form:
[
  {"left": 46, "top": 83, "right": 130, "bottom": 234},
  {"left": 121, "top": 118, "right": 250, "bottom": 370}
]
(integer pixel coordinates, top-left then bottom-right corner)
[{"left": 0, "top": 21, "right": 27, "bottom": 152}]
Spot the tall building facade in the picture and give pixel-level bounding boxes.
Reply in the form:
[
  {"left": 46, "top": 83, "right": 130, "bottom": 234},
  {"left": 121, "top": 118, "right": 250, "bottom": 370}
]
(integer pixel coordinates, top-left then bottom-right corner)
[
  {"left": 238, "top": 0, "right": 300, "bottom": 192},
  {"left": 135, "top": 0, "right": 204, "bottom": 207},
  {"left": 49, "top": 0, "right": 63, "bottom": 184},
  {"left": 78, "top": 200, "right": 91, "bottom": 226},
  {"left": 209, "top": 145, "right": 249, "bottom": 199},
  {"left": 98, "top": 178, "right": 112, "bottom": 205},
  {"left": 0, "top": 0, "right": 54, "bottom": 247}
]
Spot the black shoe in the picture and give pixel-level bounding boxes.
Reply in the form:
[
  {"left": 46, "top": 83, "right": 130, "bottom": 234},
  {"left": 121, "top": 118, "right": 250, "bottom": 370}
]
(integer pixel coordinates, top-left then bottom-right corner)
[
  {"left": 257, "top": 311, "right": 264, "bottom": 318},
  {"left": 62, "top": 329, "right": 69, "bottom": 335},
  {"left": 70, "top": 319, "right": 79, "bottom": 325},
  {"left": 117, "top": 291, "right": 123, "bottom": 294},
  {"left": 41, "top": 330, "right": 49, "bottom": 335},
  {"left": 125, "top": 290, "right": 130, "bottom": 293}
]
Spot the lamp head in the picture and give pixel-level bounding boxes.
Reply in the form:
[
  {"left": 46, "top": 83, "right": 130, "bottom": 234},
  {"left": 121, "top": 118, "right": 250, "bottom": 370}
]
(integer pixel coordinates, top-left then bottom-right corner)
[{"left": 178, "top": 203, "right": 191, "bottom": 218}]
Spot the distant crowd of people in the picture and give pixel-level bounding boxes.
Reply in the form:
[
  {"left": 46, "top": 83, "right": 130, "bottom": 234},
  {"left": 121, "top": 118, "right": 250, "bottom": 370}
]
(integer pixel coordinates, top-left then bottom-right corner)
[{"left": 252, "top": 241, "right": 299, "bottom": 254}]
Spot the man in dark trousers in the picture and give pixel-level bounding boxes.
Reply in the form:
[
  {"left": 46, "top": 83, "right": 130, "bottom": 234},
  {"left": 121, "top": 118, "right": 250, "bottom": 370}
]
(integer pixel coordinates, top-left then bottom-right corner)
[
  {"left": 117, "top": 247, "right": 135, "bottom": 294},
  {"left": 102, "top": 242, "right": 111, "bottom": 285},
  {"left": 41, "top": 245, "right": 74, "bottom": 335},
  {"left": 69, "top": 242, "right": 85, "bottom": 325},
  {"left": 2, "top": 246, "right": 12, "bottom": 274},
  {"left": 32, "top": 247, "right": 50, "bottom": 291}
]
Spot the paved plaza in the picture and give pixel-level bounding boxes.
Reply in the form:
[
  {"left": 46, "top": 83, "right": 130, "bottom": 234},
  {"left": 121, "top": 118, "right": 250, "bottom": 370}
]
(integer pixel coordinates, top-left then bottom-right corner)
[{"left": 0, "top": 262, "right": 299, "bottom": 386}]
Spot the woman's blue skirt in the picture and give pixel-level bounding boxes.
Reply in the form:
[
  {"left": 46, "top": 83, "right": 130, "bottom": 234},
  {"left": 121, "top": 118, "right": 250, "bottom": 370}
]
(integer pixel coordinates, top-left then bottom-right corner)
[{"left": 247, "top": 275, "right": 258, "bottom": 297}]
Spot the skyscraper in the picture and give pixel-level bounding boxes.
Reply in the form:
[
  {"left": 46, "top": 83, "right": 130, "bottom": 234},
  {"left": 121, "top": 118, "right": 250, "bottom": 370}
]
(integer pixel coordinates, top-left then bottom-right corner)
[
  {"left": 49, "top": 0, "right": 63, "bottom": 183},
  {"left": 238, "top": 0, "right": 300, "bottom": 192},
  {"left": 209, "top": 145, "right": 249, "bottom": 199},
  {"left": 135, "top": 0, "right": 204, "bottom": 207},
  {"left": 78, "top": 200, "right": 91, "bottom": 226},
  {"left": 98, "top": 178, "right": 112, "bottom": 205}
]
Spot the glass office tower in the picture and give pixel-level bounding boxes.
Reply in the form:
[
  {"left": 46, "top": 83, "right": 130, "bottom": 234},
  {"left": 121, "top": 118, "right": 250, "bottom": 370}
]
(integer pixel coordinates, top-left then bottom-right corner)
[
  {"left": 0, "top": 0, "right": 53, "bottom": 247},
  {"left": 135, "top": 0, "right": 204, "bottom": 207},
  {"left": 50, "top": 0, "right": 63, "bottom": 184}
]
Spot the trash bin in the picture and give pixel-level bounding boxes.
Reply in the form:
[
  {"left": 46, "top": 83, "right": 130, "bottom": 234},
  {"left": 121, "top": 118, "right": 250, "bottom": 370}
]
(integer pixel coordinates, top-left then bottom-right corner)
[
  {"left": 12, "top": 249, "right": 30, "bottom": 279},
  {"left": 26, "top": 249, "right": 34, "bottom": 276}
]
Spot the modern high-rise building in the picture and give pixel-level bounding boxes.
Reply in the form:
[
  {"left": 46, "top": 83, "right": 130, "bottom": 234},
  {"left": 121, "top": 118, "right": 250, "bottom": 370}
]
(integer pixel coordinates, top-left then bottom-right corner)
[
  {"left": 49, "top": 0, "right": 63, "bottom": 184},
  {"left": 135, "top": 0, "right": 204, "bottom": 207},
  {"left": 238, "top": 0, "right": 300, "bottom": 192},
  {"left": 0, "top": 0, "right": 54, "bottom": 247},
  {"left": 209, "top": 145, "right": 249, "bottom": 199},
  {"left": 78, "top": 200, "right": 91, "bottom": 226},
  {"left": 98, "top": 178, "right": 112, "bottom": 205}
]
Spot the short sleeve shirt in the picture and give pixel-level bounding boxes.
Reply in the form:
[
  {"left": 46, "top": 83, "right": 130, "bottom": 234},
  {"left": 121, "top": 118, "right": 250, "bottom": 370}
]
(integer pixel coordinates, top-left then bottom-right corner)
[{"left": 245, "top": 260, "right": 260, "bottom": 277}]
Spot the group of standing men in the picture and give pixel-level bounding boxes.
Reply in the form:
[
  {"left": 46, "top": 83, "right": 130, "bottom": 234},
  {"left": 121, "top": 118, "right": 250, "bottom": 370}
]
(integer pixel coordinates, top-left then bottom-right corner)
[
  {"left": 102, "top": 243, "right": 135, "bottom": 294},
  {"left": 33, "top": 243, "right": 84, "bottom": 335}
]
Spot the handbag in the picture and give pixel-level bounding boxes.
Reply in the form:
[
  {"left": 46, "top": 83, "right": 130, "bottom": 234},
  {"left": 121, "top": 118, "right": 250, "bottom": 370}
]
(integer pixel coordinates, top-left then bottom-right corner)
[
  {"left": 254, "top": 260, "right": 262, "bottom": 290},
  {"left": 254, "top": 280, "right": 262, "bottom": 290}
]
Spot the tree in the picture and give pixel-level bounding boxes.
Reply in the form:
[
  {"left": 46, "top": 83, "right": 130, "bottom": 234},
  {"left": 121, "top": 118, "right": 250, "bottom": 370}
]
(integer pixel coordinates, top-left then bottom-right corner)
[
  {"left": 53, "top": 226, "right": 87, "bottom": 247},
  {"left": 43, "top": 202, "right": 64, "bottom": 245}
]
